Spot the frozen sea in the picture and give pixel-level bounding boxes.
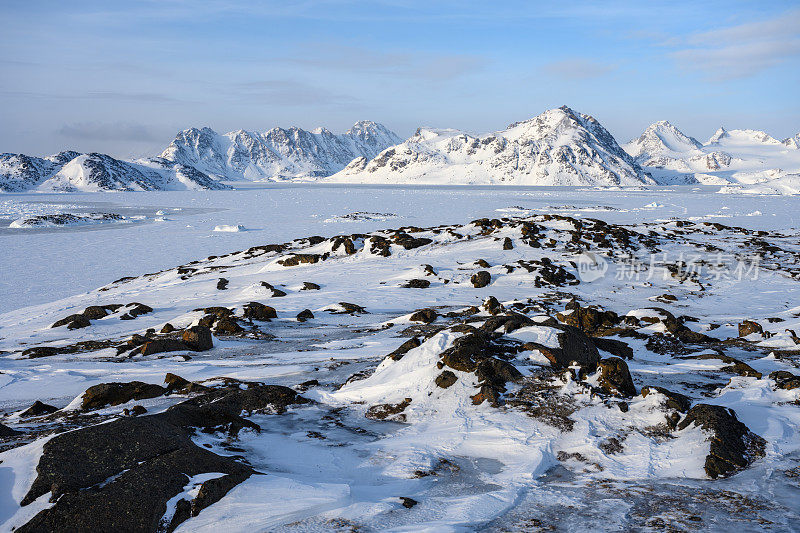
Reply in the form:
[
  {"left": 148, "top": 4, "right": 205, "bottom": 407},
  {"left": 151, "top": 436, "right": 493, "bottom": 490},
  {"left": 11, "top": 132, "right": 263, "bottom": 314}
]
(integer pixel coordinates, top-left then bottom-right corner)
[{"left": 2, "top": 183, "right": 798, "bottom": 313}]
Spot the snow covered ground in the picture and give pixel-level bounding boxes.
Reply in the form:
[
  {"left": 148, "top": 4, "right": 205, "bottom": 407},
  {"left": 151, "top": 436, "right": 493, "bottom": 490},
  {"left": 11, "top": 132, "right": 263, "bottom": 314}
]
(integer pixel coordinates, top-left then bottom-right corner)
[{"left": 1, "top": 184, "right": 799, "bottom": 531}]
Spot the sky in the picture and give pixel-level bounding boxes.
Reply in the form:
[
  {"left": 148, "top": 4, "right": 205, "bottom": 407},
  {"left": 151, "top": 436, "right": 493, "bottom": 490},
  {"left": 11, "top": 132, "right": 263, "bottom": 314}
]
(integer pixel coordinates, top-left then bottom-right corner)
[{"left": 1, "top": 0, "right": 799, "bottom": 159}]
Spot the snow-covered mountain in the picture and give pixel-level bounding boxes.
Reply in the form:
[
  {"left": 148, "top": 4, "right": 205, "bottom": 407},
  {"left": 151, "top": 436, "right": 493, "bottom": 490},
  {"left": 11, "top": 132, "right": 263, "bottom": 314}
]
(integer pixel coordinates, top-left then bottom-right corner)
[
  {"left": 328, "top": 106, "right": 654, "bottom": 186},
  {"left": 0, "top": 152, "right": 229, "bottom": 192},
  {"left": 160, "top": 121, "right": 401, "bottom": 181},
  {"left": 624, "top": 122, "right": 800, "bottom": 191}
]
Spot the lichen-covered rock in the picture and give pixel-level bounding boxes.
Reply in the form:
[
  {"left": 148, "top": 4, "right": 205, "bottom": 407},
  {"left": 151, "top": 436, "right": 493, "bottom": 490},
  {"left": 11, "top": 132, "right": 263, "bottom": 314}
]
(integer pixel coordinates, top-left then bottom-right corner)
[{"left": 738, "top": 320, "right": 763, "bottom": 337}]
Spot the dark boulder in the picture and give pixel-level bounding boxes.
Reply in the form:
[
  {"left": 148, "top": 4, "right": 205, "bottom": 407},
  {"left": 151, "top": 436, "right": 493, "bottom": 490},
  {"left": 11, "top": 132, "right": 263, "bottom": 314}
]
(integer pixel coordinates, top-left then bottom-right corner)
[
  {"left": 400, "top": 497, "right": 418, "bottom": 509},
  {"left": 471, "top": 271, "right": 491, "bottom": 288},
  {"left": 410, "top": 308, "right": 437, "bottom": 324},
  {"left": 502, "top": 237, "right": 513, "bottom": 250},
  {"left": 278, "top": 254, "right": 321, "bottom": 267},
  {"left": 402, "top": 279, "right": 431, "bottom": 289},
  {"left": 21, "top": 346, "right": 61, "bottom": 358},
  {"left": 81, "top": 381, "right": 167, "bottom": 410},
  {"left": 216, "top": 278, "right": 229, "bottom": 290},
  {"left": 677, "top": 404, "right": 766, "bottom": 479},
  {"left": 182, "top": 326, "right": 214, "bottom": 351},
  {"left": 482, "top": 296, "right": 503, "bottom": 315},
  {"left": 138, "top": 339, "right": 190, "bottom": 357},
  {"left": 160, "top": 323, "right": 176, "bottom": 333},
  {"left": 214, "top": 318, "right": 244, "bottom": 335},
  {"left": 0, "top": 423, "right": 20, "bottom": 437},
  {"left": 242, "top": 301, "right": 277, "bottom": 321},
  {"left": 769, "top": 370, "right": 800, "bottom": 390},
  {"left": 164, "top": 373, "right": 210, "bottom": 395},
  {"left": 596, "top": 357, "right": 637, "bottom": 397},
  {"left": 20, "top": 401, "right": 59, "bottom": 418},
  {"left": 51, "top": 314, "right": 85, "bottom": 328},
  {"left": 365, "top": 398, "right": 412, "bottom": 421},
  {"left": 435, "top": 371, "right": 458, "bottom": 389},
  {"left": 67, "top": 315, "right": 91, "bottom": 330},
  {"left": 301, "top": 282, "right": 321, "bottom": 290},
  {"left": 387, "top": 337, "right": 422, "bottom": 361},
  {"left": 296, "top": 309, "right": 315, "bottom": 322},
  {"left": 336, "top": 302, "right": 366, "bottom": 314},
  {"left": 738, "top": 320, "right": 763, "bottom": 337},
  {"left": 641, "top": 386, "right": 692, "bottom": 412},
  {"left": 82, "top": 306, "right": 108, "bottom": 320},
  {"left": 591, "top": 337, "right": 633, "bottom": 360}
]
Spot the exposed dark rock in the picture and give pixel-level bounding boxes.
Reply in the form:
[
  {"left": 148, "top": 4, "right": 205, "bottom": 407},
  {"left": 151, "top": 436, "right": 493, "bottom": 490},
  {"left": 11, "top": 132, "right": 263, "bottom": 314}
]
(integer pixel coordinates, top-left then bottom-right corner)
[
  {"left": 138, "top": 339, "right": 190, "bottom": 357},
  {"left": 502, "top": 237, "right": 513, "bottom": 250},
  {"left": 677, "top": 404, "right": 766, "bottom": 479},
  {"left": 402, "top": 279, "right": 431, "bottom": 289},
  {"left": 181, "top": 326, "right": 213, "bottom": 351},
  {"left": 596, "top": 357, "right": 637, "bottom": 397},
  {"left": 214, "top": 318, "right": 244, "bottom": 335},
  {"left": 164, "top": 373, "right": 210, "bottom": 394},
  {"left": 279, "top": 254, "right": 321, "bottom": 267},
  {"left": 410, "top": 308, "right": 437, "bottom": 324},
  {"left": 20, "top": 401, "right": 59, "bottom": 418},
  {"left": 769, "top": 370, "right": 800, "bottom": 390},
  {"left": 685, "top": 353, "right": 762, "bottom": 378},
  {"left": 480, "top": 313, "right": 534, "bottom": 334},
  {"left": 296, "top": 309, "right": 315, "bottom": 322},
  {"left": 527, "top": 325, "right": 601, "bottom": 370},
  {"left": 260, "top": 281, "right": 287, "bottom": 297},
  {"left": 0, "top": 423, "right": 20, "bottom": 437},
  {"left": 641, "top": 386, "right": 692, "bottom": 412},
  {"left": 556, "top": 304, "right": 620, "bottom": 335},
  {"left": 51, "top": 314, "right": 85, "bottom": 328},
  {"left": 196, "top": 306, "right": 234, "bottom": 318},
  {"left": 475, "top": 259, "right": 490, "bottom": 268},
  {"left": 400, "top": 497, "right": 418, "bottom": 508},
  {"left": 301, "top": 282, "right": 321, "bottom": 290},
  {"left": 738, "top": 320, "right": 763, "bottom": 337},
  {"left": 591, "top": 337, "right": 634, "bottom": 360},
  {"left": 471, "top": 271, "right": 491, "bottom": 288},
  {"left": 365, "top": 398, "right": 412, "bottom": 421},
  {"left": 482, "top": 296, "right": 504, "bottom": 315},
  {"left": 67, "top": 315, "right": 91, "bottom": 330},
  {"left": 81, "top": 381, "right": 167, "bottom": 410},
  {"left": 216, "top": 278, "right": 229, "bottom": 290},
  {"left": 82, "top": 306, "right": 108, "bottom": 320},
  {"left": 435, "top": 371, "right": 458, "bottom": 389},
  {"left": 124, "top": 405, "right": 147, "bottom": 416},
  {"left": 15, "top": 384, "right": 306, "bottom": 532},
  {"left": 242, "top": 301, "right": 277, "bottom": 321},
  {"left": 388, "top": 337, "right": 422, "bottom": 361},
  {"left": 335, "top": 302, "right": 366, "bottom": 314},
  {"left": 22, "top": 346, "right": 61, "bottom": 358}
]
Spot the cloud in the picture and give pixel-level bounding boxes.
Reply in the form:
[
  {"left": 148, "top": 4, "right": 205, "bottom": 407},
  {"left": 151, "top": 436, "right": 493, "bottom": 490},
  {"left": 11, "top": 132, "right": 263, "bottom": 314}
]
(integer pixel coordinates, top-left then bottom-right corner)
[
  {"left": 227, "top": 80, "right": 357, "bottom": 106},
  {"left": 669, "top": 8, "right": 800, "bottom": 80},
  {"left": 543, "top": 59, "right": 615, "bottom": 80},
  {"left": 281, "top": 44, "right": 487, "bottom": 82},
  {"left": 57, "top": 122, "right": 159, "bottom": 142}
]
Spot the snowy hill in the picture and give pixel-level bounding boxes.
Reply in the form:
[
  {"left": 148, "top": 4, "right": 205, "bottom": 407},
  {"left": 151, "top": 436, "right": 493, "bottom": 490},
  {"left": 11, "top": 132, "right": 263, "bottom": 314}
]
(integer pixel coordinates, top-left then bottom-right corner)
[
  {"left": 160, "top": 121, "right": 401, "bottom": 181},
  {"left": 624, "top": 122, "right": 800, "bottom": 192},
  {"left": 0, "top": 152, "right": 229, "bottom": 192},
  {"left": 328, "top": 106, "right": 654, "bottom": 186}
]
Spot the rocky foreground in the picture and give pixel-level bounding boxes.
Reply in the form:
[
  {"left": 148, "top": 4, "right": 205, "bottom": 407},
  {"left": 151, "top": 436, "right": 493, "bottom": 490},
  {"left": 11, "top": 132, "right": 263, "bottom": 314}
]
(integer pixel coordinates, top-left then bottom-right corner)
[{"left": 1, "top": 212, "right": 799, "bottom": 531}]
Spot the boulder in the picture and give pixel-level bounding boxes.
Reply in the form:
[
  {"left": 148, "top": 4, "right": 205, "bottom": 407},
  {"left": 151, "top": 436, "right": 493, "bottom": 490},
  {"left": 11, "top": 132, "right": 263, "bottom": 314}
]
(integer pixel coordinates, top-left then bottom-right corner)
[
  {"left": 51, "top": 314, "right": 85, "bottom": 328},
  {"left": 402, "top": 279, "right": 431, "bottom": 289},
  {"left": 641, "top": 386, "right": 692, "bottom": 412},
  {"left": 738, "top": 320, "right": 763, "bottom": 337},
  {"left": 138, "top": 339, "right": 190, "bottom": 357},
  {"left": 81, "top": 381, "right": 167, "bottom": 410},
  {"left": 482, "top": 296, "right": 503, "bottom": 315},
  {"left": 502, "top": 237, "right": 513, "bottom": 250},
  {"left": 301, "top": 282, "right": 321, "bottom": 290},
  {"left": 677, "top": 404, "right": 766, "bottom": 479},
  {"left": 410, "top": 308, "right": 437, "bottom": 324},
  {"left": 20, "top": 400, "right": 59, "bottom": 418},
  {"left": 82, "top": 306, "right": 109, "bottom": 320},
  {"left": 435, "top": 371, "right": 458, "bottom": 389},
  {"left": 296, "top": 309, "right": 315, "bottom": 322},
  {"left": 160, "top": 323, "right": 176, "bottom": 333},
  {"left": 21, "top": 346, "right": 61, "bottom": 358},
  {"left": 242, "top": 301, "right": 277, "bottom": 321},
  {"left": 337, "top": 302, "right": 366, "bottom": 314},
  {"left": 471, "top": 271, "right": 491, "bottom": 288},
  {"left": 387, "top": 337, "right": 422, "bottom": 361},
  {"left": 164, "top": 373, "right": 210, "bottom": 394},
  {"left": 214, "top": 318, "right": 244, "bottom": 335},
  {"left": 278, "top": 254, "right": 321, "bottom": 267},
  {"left": 769, "top": 370, "right": 800, "bottom": 390},
  {"left": 591, "top": 337, "right": 633, "bottom": 360},
  {"left": 400, "top": 497, "right": 418, "bottom": 509},
  {"left": 216, "top": 278, "right": 229, "bottom": 290},
  {"left": 596, "top": 357, "right": 637, "bottom": 397},
  {"left": 182, "top": 326, "right": 213, "bottom": 351},
  {"left": 365, "top": 398, "right": 412, "bottom": 421}
]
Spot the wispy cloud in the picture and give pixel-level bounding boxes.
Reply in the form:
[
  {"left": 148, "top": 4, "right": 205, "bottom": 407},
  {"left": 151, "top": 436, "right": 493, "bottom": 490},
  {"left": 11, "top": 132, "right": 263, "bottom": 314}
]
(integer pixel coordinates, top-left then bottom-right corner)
[
  {"left": 57, "top": 122, "right": 159, "bottom": 142},
  {"left": 227, "top": 79, "right": 357, "bottom": 107},
  {"left": 543, "top": 59, "right": 615, "bottom": 80},
  {"left": 669, "top": 8, "right": 800, "bottom": 80},
  {"left": 281, "top": 44, "right": 487, "bottom": 82}
]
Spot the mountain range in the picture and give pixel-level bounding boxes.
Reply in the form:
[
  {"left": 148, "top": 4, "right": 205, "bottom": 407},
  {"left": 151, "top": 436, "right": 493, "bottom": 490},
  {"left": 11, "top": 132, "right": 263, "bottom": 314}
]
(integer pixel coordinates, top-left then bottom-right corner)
[{"left": 1, "top": 108, "right": 798, "bottom": 192}]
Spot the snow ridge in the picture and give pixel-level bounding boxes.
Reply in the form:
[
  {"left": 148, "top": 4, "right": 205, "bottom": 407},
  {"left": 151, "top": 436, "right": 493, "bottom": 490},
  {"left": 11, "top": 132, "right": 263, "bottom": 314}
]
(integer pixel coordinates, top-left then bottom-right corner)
[{"left": 160, "top": 121, "right": 402, "bottom": 181}]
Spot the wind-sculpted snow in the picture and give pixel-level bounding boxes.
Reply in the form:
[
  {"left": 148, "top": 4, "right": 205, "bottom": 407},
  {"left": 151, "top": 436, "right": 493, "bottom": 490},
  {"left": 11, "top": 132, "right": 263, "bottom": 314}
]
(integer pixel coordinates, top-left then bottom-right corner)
[
  {"left": 160, "top": 121, "right": 401, "bottom": 181},
  {"left": 330, "top": 106, "right": 655, "bottom": 186},
  {"left": 0, "top": 152, "right": 229, "bottom": 192},
  {"left": 1, "top": 208, "right": 800, "bottom": 530}
]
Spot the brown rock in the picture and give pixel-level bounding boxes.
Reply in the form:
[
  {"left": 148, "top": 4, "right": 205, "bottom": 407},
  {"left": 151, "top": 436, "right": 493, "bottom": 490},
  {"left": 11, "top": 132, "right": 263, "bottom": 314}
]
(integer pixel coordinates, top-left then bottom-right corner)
[
  {"left": 301, "top": 282, "right": 321, "bottom": 290},
  {"left": 82, "top": 306, "right": 109, "bottom": 320},
  {"left": 182, "top": 326, "right": 213, "bottom": 351},
  {"left": 81, "top": 381, "right": 167, "bottom": 410},
  {"left": 296, "top": 309, "right": 314, "bottom": 322},
  {"left": 435, "top": 371, "right": 458, "bottom": 389},
  {"left": 471, "top": 271, "right": 491, "bottom": 288},
  {"left": 410, "top": 308, "right": 437, "bottom": 324},
  {"left": 738, "top": 320, "right": 763, "bottom": 337},
  {"left": 596, "top": 357, "right": 637, "bottom": 397},
  {"left": 242, "top": 301, "right": 277, "bottom": 321},
  {"left": 160, "top": 323, "right": 176, "bottom": 333},
  {"left": 403, "top": 279, "right": 431, "bottom": 289},
  {"left": 387, "top": 337, "right": 422, "bottom": 361},
  {"left": 138, "top": 339, "right": 189, "bottom": 357}
]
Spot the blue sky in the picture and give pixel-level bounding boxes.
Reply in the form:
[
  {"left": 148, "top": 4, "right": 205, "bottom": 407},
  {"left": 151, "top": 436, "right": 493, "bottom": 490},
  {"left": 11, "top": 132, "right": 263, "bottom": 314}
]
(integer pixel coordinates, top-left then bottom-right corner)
[{"left": 1, "top": 0, "right": 798, "bottom": 158}]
